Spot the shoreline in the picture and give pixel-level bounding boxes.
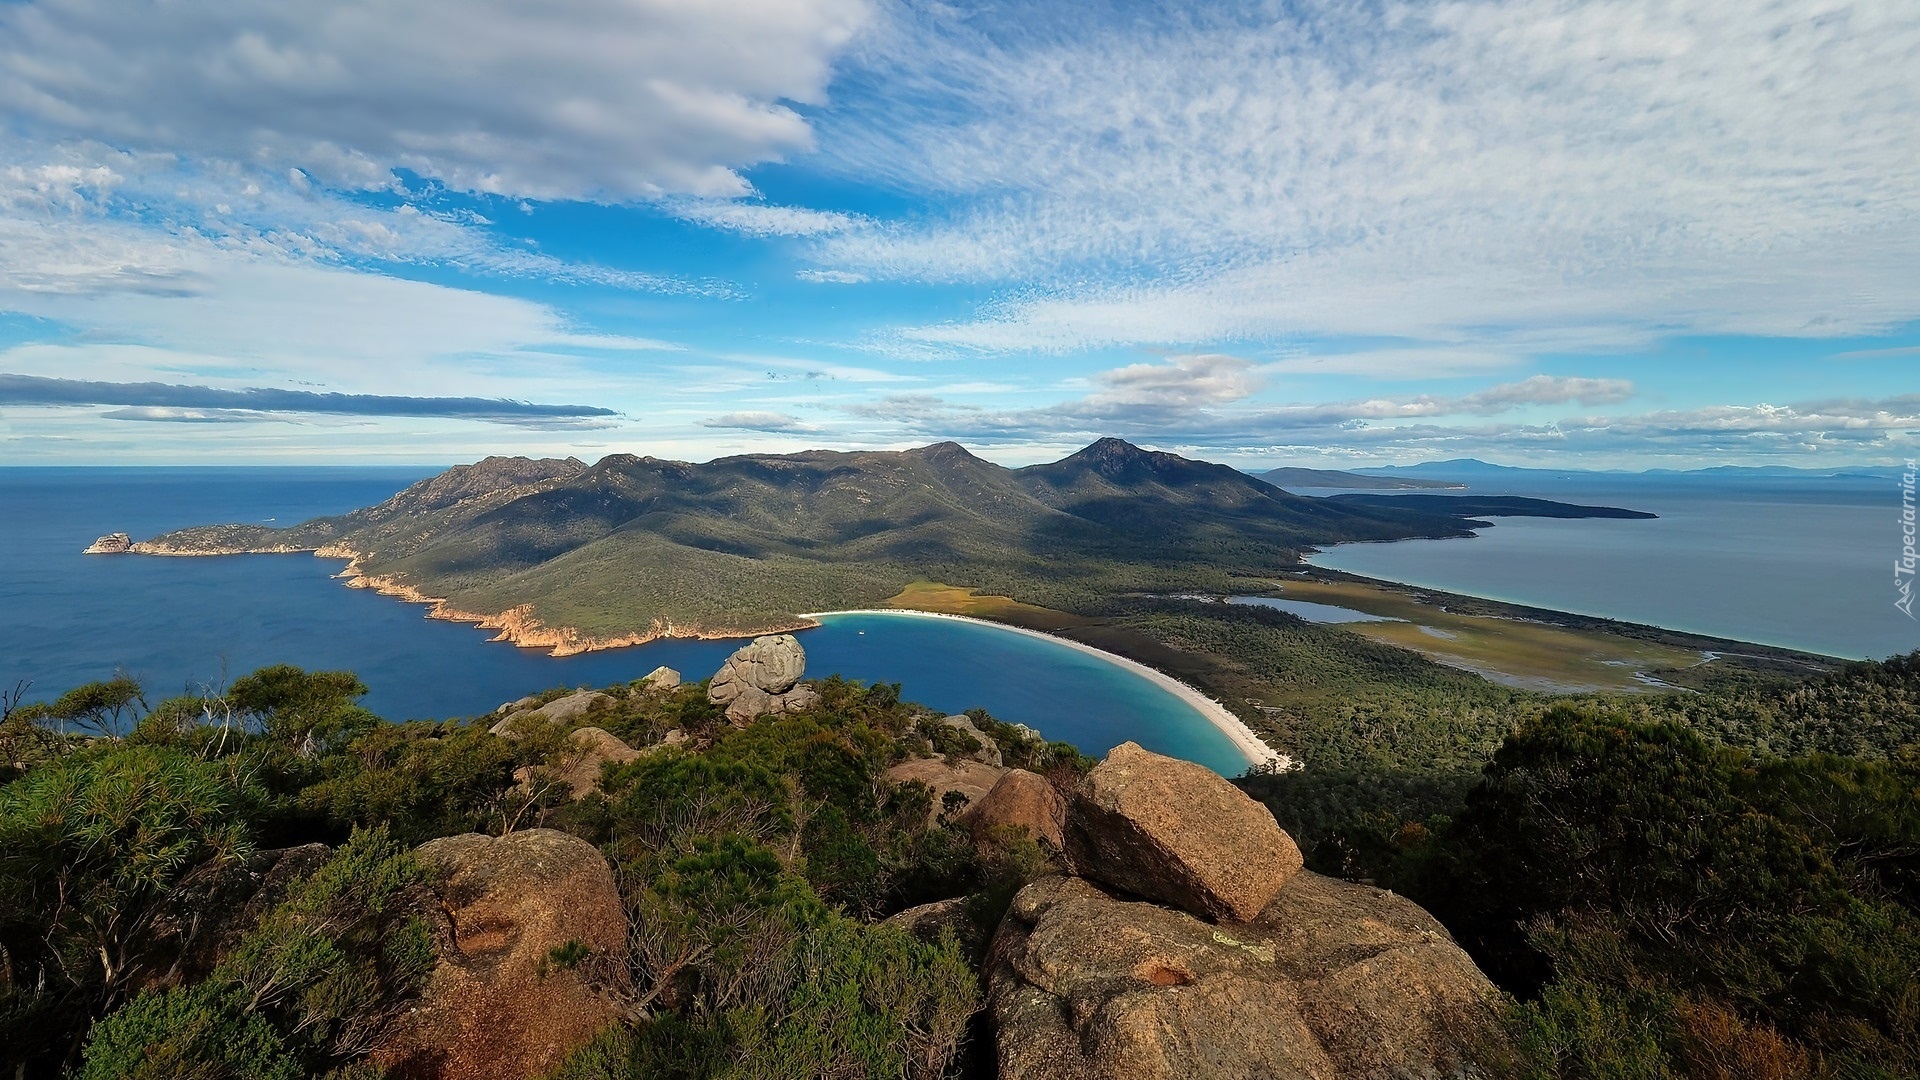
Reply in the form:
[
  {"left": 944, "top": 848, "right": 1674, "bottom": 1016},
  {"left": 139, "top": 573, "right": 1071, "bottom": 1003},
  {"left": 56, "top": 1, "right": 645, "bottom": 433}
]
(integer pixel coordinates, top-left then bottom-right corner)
[{"left": 797, "top": 607, "right": 1287, "bottom": 771}]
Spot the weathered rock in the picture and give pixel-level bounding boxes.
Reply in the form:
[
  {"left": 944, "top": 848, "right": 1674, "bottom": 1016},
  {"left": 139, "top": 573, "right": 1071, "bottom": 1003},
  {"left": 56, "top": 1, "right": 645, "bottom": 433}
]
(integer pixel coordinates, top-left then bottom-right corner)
[
  {"left": 1066, "top": 741, "right": 1301, "bottom": 921},
  {"left": 989, "top": 874, "right": 1504, "bottom": 1080},
  {"left": 372, "top": 830, "right": 628, "bottom": 1080},
  {"left": 885, "top": 757, "right": 1010, "bottom": 825},
  {"left": 941, "top": 714, "right": 1003, "bottom": 767},
  {"left": 708, "top": 635, "right": 818, "bottom": 724},
  {"left": 553, "top": 727, "right": 642, "bottom": 798},
  {"left": 884, "top": 897, "right": 974, "bottom": 944},
  {"left": 495, "top": 694, "right": 538, "bottom": 717},
  {"left": 83, "top": 532, "right": 132, "bottom": 554},
  {"left": 530, "top": 689, "right": 612, "bottom": 724},
  {"left": 638, "top": 665, "right": 681, "bottom": 690},
  {"left": 962, "top": 769, "right": 1067, "bottom": 851},
  {"left": 488, "top": 690, "right": 613, "bottom": 736}
]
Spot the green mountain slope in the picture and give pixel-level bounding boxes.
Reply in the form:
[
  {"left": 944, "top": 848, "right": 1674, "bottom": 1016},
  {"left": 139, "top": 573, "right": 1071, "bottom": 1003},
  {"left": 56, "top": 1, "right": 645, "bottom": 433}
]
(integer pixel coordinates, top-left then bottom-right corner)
[{"left": 136, "top": 438, "right": 1490, "bottom": 646}]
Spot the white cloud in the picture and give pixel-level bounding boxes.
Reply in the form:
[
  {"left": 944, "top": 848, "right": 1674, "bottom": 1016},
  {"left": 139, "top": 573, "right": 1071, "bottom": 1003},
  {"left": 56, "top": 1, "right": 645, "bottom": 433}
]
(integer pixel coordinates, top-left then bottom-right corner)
[
  {"left": 796, "top": 268, "right": 870, "bottom": 284},
  {"left": 702, "top": 410, "right": 818, "bottom": 433},
  {"left": 1094, "top": 354, "right": 1263, "bottom": 407},
  {"left": 674, "top": 201, "right": 864, "bottom": 237},
  {"left": 0, "top": 0, "right": 874, "bottom": 201},
  {"left": 840, "top": 366, "right": 1640, "bottom": 444},
  {"left": 819, "top": 0, "right": 1920, "bottom": 353}
]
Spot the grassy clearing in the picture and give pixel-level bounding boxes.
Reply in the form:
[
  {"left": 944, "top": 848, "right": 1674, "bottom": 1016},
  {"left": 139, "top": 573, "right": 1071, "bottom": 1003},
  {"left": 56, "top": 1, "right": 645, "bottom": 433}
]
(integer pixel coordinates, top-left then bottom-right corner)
[
  {"left": 881, "top": 581, "right": 1089, "bottom": 632},
  {"left": 1252, "top": 578, "right": 1704, "bottom": 693}
]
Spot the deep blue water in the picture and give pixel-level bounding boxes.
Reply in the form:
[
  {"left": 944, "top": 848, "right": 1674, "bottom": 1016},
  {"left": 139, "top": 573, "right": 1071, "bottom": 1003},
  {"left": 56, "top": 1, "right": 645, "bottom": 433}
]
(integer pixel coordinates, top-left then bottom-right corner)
[
  {"left": 0, "top": 468, "right": 1250, "bottom": 774},
  {"left": 1306, "top": 473, "right": 1920, "bottom": 661}
]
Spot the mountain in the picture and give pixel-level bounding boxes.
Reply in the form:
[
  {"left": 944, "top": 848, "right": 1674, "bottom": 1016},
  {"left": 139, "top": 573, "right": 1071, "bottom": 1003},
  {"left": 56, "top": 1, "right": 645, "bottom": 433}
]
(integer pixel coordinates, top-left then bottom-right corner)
[
  {"left": 130, "top": 438, "right": 1497, "bottom": 651},
  {"left": 1257, "top": 466, "right": 1463, "bottom": 490},
  {"left": 1358, "top": 458, "right": 1905, "bottom": 482}
]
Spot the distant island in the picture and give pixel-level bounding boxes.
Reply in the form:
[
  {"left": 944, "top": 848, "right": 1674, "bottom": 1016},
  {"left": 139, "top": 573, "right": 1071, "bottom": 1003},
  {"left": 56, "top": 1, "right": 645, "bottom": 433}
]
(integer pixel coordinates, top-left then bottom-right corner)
[
  {"left": 1325, "top": 493, "right": 1658, "bottom": 519},
  {"left": 103, "top": 438, "right": 1653, "bottom": 655},
  {"left": 1258, "top": 466, "right": 1464, "bottom": 490}
]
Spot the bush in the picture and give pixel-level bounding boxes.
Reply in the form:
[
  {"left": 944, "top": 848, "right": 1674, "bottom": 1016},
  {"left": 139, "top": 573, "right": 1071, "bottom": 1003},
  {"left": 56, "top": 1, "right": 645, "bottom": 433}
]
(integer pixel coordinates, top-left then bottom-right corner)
[{"left": 79, "top": 827, "right": 435, "bottom": 1079}]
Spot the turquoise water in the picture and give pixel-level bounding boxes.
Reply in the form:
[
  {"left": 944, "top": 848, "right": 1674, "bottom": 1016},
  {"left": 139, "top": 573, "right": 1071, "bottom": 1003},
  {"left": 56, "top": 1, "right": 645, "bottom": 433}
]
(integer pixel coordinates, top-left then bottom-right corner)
[
  {"left": 1308, "top": 474, "right": 1920, "bottom": 661},
  {"left": 0, "top": 468, "right": 1251, "bottom": 774}
]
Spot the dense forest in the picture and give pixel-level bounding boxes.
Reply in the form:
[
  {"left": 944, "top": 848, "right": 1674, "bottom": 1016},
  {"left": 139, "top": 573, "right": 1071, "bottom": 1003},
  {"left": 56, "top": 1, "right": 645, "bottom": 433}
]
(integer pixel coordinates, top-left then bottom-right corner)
[{"left": 2, "top": 644, "right": 1917, "bottom": 1078}]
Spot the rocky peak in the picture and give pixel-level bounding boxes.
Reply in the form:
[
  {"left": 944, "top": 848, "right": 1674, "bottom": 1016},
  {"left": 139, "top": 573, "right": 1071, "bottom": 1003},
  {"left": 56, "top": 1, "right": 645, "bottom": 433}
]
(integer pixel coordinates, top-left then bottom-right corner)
[{"left": 83, "top": 532, "right": 132, "bottom": 554}]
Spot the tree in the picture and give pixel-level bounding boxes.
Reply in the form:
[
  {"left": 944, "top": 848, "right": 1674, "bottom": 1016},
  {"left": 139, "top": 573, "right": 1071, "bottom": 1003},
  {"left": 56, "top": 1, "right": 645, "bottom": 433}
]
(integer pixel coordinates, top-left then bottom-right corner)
[{"left": 48, "top": 675, "right": 148, "bottom": 738}]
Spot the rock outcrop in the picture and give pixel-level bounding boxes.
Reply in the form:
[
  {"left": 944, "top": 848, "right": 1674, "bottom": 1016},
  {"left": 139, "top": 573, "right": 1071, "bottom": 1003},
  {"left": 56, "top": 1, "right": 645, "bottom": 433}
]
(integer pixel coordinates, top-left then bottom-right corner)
[
  {"left": 707, "top": 634, "right": 820, "bottom": 724},
  {"left": 885, "top": 757, "right": 1010, "bottom": 825},
  {"left": 83, "top": 532, "right": 132, "bottom": 554},
  {"left": 639, "top": 665, "right": 681, "bottom": 690},
  {"left": 962, "top": 769, "right": 1067, "bottom": 851},
  {"left": 522, "top": 727, "right": 643, "bottom": 799},
  {"left": 986, "top": 741, "right": 1504, "bottom": 1077},
  {"left": 988, "top": 873, "right": 1503, "bottom": 1080},
  {"left": 941, "top": 714, "right": 1003, "bottom": 766},
  {"left": 1066, "top": 741, "right": 1301, "bottom": 922},
  {"left": 373, "top": 829, "right": 628, "bottom": 1080},
  {"left": 488, "top": 689, "right": 612, "bottom": 735}
]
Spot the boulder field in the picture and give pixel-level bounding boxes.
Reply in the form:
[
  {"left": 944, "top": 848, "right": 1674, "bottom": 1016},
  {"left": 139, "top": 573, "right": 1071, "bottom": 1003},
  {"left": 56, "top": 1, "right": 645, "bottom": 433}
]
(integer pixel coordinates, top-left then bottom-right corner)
[{"left": 988, "top": 742, "right": 1503, "bottom": 1078}]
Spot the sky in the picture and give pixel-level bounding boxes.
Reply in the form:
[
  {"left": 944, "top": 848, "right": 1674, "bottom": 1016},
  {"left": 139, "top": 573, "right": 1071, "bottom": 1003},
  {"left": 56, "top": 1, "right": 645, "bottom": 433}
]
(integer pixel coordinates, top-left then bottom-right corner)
[{"left": 1, "top": 0, "right": 1917, "bottom": 470}]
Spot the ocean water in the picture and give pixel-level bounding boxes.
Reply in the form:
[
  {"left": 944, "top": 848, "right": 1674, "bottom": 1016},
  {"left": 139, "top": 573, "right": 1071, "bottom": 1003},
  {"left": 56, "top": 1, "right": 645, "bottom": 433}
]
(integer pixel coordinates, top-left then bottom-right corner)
[
  {"left": 0, "top": 468, "right": 1249, "bottom": 774},
  {"left": 1306, "top": 473, "right": 1920, "bottom": 661}
]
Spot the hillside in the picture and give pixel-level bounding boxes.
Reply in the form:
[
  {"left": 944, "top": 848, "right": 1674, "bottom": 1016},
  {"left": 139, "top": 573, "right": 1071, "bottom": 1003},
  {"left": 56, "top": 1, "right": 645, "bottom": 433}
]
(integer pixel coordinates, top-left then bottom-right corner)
[{"left": 129, "top": 439, "right": 1491, "bottom": 650}]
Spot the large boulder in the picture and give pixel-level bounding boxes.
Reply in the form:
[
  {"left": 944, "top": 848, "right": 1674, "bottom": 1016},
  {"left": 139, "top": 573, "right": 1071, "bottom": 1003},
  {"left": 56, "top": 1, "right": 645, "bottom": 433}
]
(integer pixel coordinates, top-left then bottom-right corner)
[
  {"left": 962, "top": 769, "right": 1066, "bottom": 851},
  {"left": 886, "top": 757, "right": 1010, "bottom": 825},
  {"left": 989, "top": 874, "right": 1504, "bottom": 1080},
  {"left": 1066, "top": 741, "right": 1301, "bottom": 922},
  {"left": 372, "top": 830, "right": 628, "bottom": 1080},
  {"left": 708, "top": 634, "right": 820, "bottom": 724}
]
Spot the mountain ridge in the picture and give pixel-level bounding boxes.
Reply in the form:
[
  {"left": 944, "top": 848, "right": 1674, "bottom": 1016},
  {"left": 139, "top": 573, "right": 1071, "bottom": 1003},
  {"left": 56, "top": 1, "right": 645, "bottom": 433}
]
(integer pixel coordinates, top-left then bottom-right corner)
[{"left": 125, "top": 438, "right": 1543, "bottom": 653}]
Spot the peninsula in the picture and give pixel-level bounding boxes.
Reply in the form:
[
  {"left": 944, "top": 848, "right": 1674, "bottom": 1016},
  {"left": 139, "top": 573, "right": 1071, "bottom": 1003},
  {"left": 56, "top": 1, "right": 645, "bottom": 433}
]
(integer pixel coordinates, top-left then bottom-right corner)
[{"left": 112, "top": 438, "right": 1655, "bottom": 656}]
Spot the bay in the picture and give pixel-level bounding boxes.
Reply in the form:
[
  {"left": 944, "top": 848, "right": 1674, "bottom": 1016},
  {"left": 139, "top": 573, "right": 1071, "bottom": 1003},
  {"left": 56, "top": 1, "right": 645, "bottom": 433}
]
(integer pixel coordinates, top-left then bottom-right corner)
[
  {"left": 1305, "top": 473, "right": 1919, "bottom": 661},
  {"left": 0, "top": 467, "right": 1250, "bottom": 774}
]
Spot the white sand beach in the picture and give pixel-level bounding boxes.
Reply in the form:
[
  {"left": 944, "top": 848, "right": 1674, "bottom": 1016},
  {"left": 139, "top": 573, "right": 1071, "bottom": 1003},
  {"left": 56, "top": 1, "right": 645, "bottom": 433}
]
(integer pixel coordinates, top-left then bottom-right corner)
[{"left": 796, "top": 608, "right": 1289, "bottom": 771}]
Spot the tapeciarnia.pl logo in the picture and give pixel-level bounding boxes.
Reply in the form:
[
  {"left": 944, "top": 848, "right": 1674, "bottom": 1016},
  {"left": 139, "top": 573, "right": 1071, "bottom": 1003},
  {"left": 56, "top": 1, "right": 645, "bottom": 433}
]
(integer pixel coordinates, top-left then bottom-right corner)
[{"left": 1899, "top": 459, "right": 1917, "bottom": 619}]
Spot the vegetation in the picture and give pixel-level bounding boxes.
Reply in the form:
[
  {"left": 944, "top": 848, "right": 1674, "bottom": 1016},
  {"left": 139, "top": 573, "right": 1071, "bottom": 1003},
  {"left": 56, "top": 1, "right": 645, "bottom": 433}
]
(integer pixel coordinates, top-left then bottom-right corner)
[
  {"left": 5, "top": 637, "right": 1915, "bottom": 1077},
  {"left": 0, "top": 667, "right": 1070, "bottom": 1078},
  {"left": 1245, "top": 659, "right": 1920, "bottom": 1079}
]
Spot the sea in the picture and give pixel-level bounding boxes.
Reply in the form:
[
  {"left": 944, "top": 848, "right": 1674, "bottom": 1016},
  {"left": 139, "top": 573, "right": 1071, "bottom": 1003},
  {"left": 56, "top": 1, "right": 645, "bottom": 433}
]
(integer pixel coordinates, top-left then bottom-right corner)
[
  {"left": 0, "top": 467, "right": 1251, "bottom": 774},
  {"left": 1304, "top": 471, "right": 1920, "bottom": 661}
]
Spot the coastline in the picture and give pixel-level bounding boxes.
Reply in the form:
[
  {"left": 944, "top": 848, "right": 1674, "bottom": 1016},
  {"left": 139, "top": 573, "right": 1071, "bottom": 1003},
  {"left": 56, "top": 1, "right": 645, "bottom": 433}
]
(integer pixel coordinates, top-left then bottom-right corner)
[{"left": 798, "top": 607, "right": 1288, "bottom": 771}]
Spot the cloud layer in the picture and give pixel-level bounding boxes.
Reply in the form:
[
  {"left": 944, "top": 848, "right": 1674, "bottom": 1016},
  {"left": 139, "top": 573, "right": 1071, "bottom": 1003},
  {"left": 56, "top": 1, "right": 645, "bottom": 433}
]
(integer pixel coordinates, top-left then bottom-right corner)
[
  {"left": 817, "top": 0, "right": 1920, "bottom": 357},
  {"left": 0, "top": 373, "right": 617, "bottom": 425},
  {"left": 1, "top": 0, "right": 873, "bottom": 200}
]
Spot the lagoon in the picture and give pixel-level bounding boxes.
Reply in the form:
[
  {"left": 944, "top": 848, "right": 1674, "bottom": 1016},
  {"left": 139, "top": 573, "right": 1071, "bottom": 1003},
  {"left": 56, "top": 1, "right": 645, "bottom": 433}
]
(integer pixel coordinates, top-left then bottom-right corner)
[{"left": 0, "top": 468, "right": 1254, "bottom": 775}]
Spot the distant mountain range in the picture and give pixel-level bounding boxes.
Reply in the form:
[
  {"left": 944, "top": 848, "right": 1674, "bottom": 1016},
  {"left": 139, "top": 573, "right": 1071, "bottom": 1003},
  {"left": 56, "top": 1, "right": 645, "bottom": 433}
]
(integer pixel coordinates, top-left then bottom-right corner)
[
  {"left": 1351, "top": 458, "right": 1908, "bottom": 481},
  {"left": 1258, "top": 467, "right": 1463, "bottom": 490}
]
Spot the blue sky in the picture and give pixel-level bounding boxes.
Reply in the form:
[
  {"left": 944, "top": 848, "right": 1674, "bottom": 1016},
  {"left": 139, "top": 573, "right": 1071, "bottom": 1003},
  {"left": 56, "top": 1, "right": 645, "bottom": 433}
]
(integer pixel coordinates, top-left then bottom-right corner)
[{"left": 1, "top": 0, "right": 1916, "bottom": 469}]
